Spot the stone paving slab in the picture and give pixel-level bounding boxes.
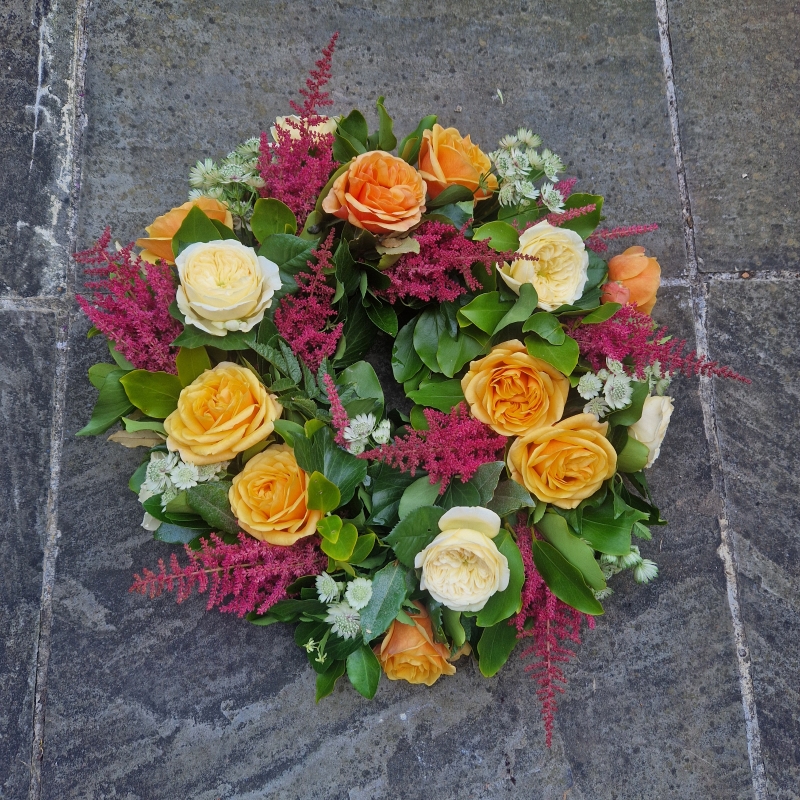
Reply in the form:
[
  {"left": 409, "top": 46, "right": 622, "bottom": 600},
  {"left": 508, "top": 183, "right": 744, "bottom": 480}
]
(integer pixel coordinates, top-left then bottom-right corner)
[
  {"left": 669, "top": 0, "right": 800, "bottom": 273},
  {"left": 0, "top": 311, "right": 58, "bottom": 798},
  {"left": 707, "top": 280, "right": 800, "bottom": 799},
  {"left": 77, "top": 0, "right": 686, "bottom": 275}
]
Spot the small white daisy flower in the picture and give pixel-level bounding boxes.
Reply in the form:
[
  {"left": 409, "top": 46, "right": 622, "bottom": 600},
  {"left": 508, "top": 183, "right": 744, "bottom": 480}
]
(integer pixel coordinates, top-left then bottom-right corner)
[
  {"left": 316, "top": 573, "right": 340, "bottom": 604},
  {"left": 634, "top": 559, "right": 659, "bottom": 584},
  {"left": 577, "top": 373, "right": 603, "bottom": 400},
  {"left": 169, "top": 461, "right": 200, "bottom": 491},
  {"left": 344, "top": 578, "right": 373, "bottom": 610},
  {"left": 326, "top": 602, "right": 361, "bottom": 640},
  {"left": 372, "top": 419, "right": 391, "bottom": 445}
]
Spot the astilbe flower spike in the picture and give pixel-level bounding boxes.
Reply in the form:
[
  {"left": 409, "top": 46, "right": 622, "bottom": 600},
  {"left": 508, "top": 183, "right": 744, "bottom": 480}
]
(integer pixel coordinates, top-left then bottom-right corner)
[
  {"left": 513, "top": 521, "right": 595, "bottom": 747},
  {"left": 75, "top": 228, "right": 182, "bottom": 373},
  {"left": 538, "top": 204, "right": 596, "bottom": 229},
  {"left": 554, "top": 177, "right": 577, "bottom": 199},
  {"left": 274, "top": 230, "right": 343, "bottom": 371},
  {"left": 568, "top": 304, "right": 750, "bottom": 382},
  {"left": 323, "top": 373, "right": 349, "bottom": 447},
  {"left": 130, "top": 533, "right": 327, "bottom": 617},
  {"left": 258, "top": 33, "right": 338, "bottom": 225},
  {"left": 358, "top": 403, "right": 505, "bottom": 493},
  {"left": 586, "top": 223, "right": 659, "bottom": 253}
]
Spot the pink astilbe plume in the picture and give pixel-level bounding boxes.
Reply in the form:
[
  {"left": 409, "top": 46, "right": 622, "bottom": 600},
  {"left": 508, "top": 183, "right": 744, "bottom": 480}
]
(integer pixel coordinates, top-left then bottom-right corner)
[
  {"left": 323, "top": 373, "right": 349, "bottom": 447},
  {"left": 274, "top": 230, "right": 342, "bottom": 371},
  {"left": 359, "top": 403, "right": 505, "bottom": 493},
  {"left": 586, "top": 223, "right": 659, "bottom": 253},
  {"left": 568, "top": 304, "right": 750, "bottom": 382},
  {"left": 554, "top": 177, "right": 577, "bottom": 199},
  {"left": 539, "top": 204, "right": 596, "bottom": 229},
  {"left": 130, "top": 533, "right": 327, "bottom": 618},
  {"left": 75, "top": 228, "right": 181, "bottom": 373},
  {"left": 513, "top": 522, "right": 594, "bottom": 747},
  {"left": 258, "top": 34, "right": 338, "bottom": 225}
]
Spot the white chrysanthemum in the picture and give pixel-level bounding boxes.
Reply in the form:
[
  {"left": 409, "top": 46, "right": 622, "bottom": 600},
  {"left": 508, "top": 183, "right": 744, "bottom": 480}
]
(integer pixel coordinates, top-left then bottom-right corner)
[
  {"left": 326, "top": 602, "right": 361, "bottom": 640},
  {"left": 144, "top": 452, "right": 179, "bottom": 492},
  {"left": 170, "top": 461, "right": 200, "bottom": 491},
  {"left": 634, "top": 559, "right": 659, "bottom": 584},
  {"left": 577, "top": 372, "right": 603, "bottom": 400},
  {"left": 372, "top": 419, "right": 391, "bottom": 445},
  {"left": 618, "top": 546, "right": 643, "bottom": 569},
  {"left": 344, "top": 413, "right": 376, "bottom": 441},
  {"left": 316, "top": 573, "right": 340, "bottom": 603},
  {"left": 344, "top": 578, "right": 373, "bottom": 610},
  {"left": 542, "top": 149, "right": 564, "bottom": 180},
  {"left": 604, "top": 373, "right": 633, "bottom": 410},
  {"left": 584, "top": 396, "right": 611, "bottom": 418},
  {"left": 540, "top": 182, "right": 565, "bottom": 213}
]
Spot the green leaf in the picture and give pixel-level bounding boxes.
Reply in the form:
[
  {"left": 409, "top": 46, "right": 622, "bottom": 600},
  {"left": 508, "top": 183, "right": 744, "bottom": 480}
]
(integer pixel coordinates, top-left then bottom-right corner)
[
  {"left": 472, "top": 220, "right": 520, "bottom": 252},
  {"left": 524, "top": 333, "right": 579, "bottom": 376},
  {"left": 121, "top": 417, "right": 166, "bottom": 434},
  {"left": 307, "top": 471, "right": 342, "bottom": 512},
  {"left": 210, "top": 219, "right": 238, "bottom": 240},
  {"left": 186, "top": 481, "right": 239, "bottom": 535},
  {"left": 476, "top": 531, "right": 525, "bottom": 627},
  {"left": 442, "top": 607, "right": 466, "bottom": 648},
  {"left": 493, "top": 282, "right": 538, "bottom": 333},
  {"left": 426, "top": 184, "right": 476, "bottom": 208},
  {"left": 470, "top": 461, "right": 506, "bottom": 505},
  {"left": 129, "top": 460, "right": 148, "bottom": 493},
  {"left": 392, "top": 319, "right": 424, "bottom": 382},
  {"left": 108, "top": 340, "right": 135, "bottom": 369},
  {"left": 171, "top": 326, "right": 255, "bottom": 351},
  {"left": 349, "top": 533, "right": 377, "bottom": 564},
  {"left": 458, "top": 292, "right": 515, "bottom": 334},
  {"left": 77, "top": 369, "right": 134, "bottom": 436},
  {"left": 580, "top": 302, "right": 621, "bottom": 325},
  {"left": 413, "top": 308, "right": 444, "bottom": 372},
  {"left": 616, "top": 436, "right": 651, "bottom": 473},
  {"left": 558, "top": 193, "right": 604, "bottom": 240},
  {"left": 317, "top": 515, "right": 343, "bottom": 543},
  {"left": 339, "top": 109, "right": 369, "bottom": 145},
  {"left": 385, "top": 506, "right": 445, "bottom": 568},
  {"left": 333, "top": 130, "right": 364, "bottom": 162},
  {"left": 398, "top": 477, "right": 442, "bottom": 521},
  {"left": 273, "top": 419, "right": 306, "bottom": 447},
  {"left": 120, "top": 370, "right": 183, "bottom": 419},
  {"left": 250, "top": 198, "right": 297, "bottom": 243},
  {"left": 375, "top": 95, "right": 397, "bottom": 151},
  {"left": 258, "top": 234, "right": 316, "bottom": 301},
  {"left": 486, "top": 480, "right": 536, "bottom": 517},
  {"left": 477, "top": 620, "right": 519, "bottom": 677},
  {"left": 437, "top": 478, "right": 481, "bottom": 511},
  {"left": 398, "top": 114, "right": 437, "bottom": 164},
  {"left": 337, "top": 361, "right": 384, "bottom": 413},
  {"left": 607, "top": 381, "right": 650, "bottom": 426},
  {"left": 536, "top": 512, "right": 606, "bottom": 591},
  {"left": 87, "top": 362, "right": 117, "bottom": 390},
  {"left": 171, "top": 205, "right": 222, "bottom": 257},
  {"left": 176, "top": 346, "right": 211, "bottom": 387},
  {"left": 336, "top": 298, "right": 376, "bottom": 368},
  {"left": 580, "top": 496, "right": 647, "bottom": 555},
  {"left": 153, "top": 523, "right": 203, "bottom": 544},
  {"left": 436, "top": 330, "right": 483, "bottom": 378},
  {"left": 364, "top": 302, "right": 398, "bottom": 336},
  {"left": 316, "top": 660, "right": 346, "bottom": 702},
  {"left": 360, "top": 562, "right": 412, "bottom": 642},
  {"left": 367, "top": 464, "right": 417, "bottom": 527},
  {"left": 321, "top": 522, "right": 358, "bottom": 560},
  {"left": 407, "top": 379, "right": 465, "bottom": 412},
  {"left": 531, "top": 539, "right": 604, "bottom": 615},
  {"left": 522, "top": 312, "right": 566, "bottom": 345},
  {"left": 346, "top": 645, "right": 381, "bottom": 699}
]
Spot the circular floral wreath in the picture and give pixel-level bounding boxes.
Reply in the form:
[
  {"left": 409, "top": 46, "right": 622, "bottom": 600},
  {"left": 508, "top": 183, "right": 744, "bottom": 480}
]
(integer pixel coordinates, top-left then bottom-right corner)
[{"left": 77, "top": 35, "right": 746, "bottom": 744}]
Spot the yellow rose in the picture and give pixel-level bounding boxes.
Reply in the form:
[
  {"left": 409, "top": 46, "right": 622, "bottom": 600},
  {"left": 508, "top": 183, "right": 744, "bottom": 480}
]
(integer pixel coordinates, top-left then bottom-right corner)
[
  {"left": 375, "top": 602, "right": 456, "bottom": 686},
  {"left": 461, "top": 340, "right": 569, "bottom": 436},
  {"left": 228, "top": 444, "right": 322, "bottom": 545},
  {"left": 628, "top": 395, "right": 674, "bottom": 468},
  {"left": 507, "top": 413, "right": 617, "bottom": 509},
  {"left": 500, "top": 220, "right": 589, "bottom": 311},
  {"left": 270, "top": 114, "right": 338, "bottom": 141},
  {"left": 164, "top": 363, "right": 282, "bottom": 465},
  {"left": 175, "top": 240, "right": 281, "bottom": 336},
  {"left": 415, "top": 507, "right": 510, "bottom": 612}
]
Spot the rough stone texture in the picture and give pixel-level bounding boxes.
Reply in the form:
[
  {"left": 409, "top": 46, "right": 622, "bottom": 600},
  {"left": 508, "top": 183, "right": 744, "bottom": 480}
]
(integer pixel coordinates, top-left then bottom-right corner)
[
  {"left": 0, "top": 0, "right": 79, "bottom": 296},
  {"left": 707, "top": 281, "right": 800, "bottom": 799},
  {"left": 0, "top": 311, "right": 57, "bottom": 798},
  {"left": 76, "top": 0, "right": 684, "bottom": 275},
  {"left": 669, "top": 0, "right": 800, "bottom": 273}
]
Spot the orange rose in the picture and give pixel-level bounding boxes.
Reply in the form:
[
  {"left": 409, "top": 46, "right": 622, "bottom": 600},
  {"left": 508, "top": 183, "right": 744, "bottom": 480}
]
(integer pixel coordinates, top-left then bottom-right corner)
[
  {"left": 375, "top": 602, "right": 456, "bottom": 686},
  {"left": 461, "top": 340, "right": 570, "bottom": 436},
  {"left": 136, "top": 198, "right": 234, "bottom": 264},
  {"left": 606, "top": 246, "right": 661, "bottom": 315},
  {"left": 228, "top": 444, "right": 322, "bottom": 545},
  {"left": 418, "top": 124, "right": 499, "bottom": 201},
  {"left": 321, "top": 151, "right": 426, "bottom": 235},
  {"left": 507, "top": 413, "right": 617, "bottom": 509}
]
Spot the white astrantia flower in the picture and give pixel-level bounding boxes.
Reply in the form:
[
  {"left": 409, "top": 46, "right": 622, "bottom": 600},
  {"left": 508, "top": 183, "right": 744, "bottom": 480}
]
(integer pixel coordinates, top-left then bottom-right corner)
[
  {"left": 594, "top": 586, "right": 614, "bottom": 601},
  {"left": 188, "top": 158, "right": 221, "bottom": 189},
  {"left": 235, "top": 137, "right": 261, "bottom": 158},
  {"left": 196, "top": 461, "right": 229, "bottom": 482},
  {"left": 170, "top": 461, "right": 200, "bottom": 491},
  {"left": 517, "top": 128, "right": 542, "bottom": 149},
  {"left": 596, "top": 368, "right": 610, "bottom": 381},
  {"left": 372, "top": 419, "right": 391, "bottom": 445},
  {"left": 344, "top": 413, "right": 377, "bottom": 442},
  {"left": 527, "top": 149, "right": 545, "bottom": 170},
  {"left": 346, "top": 439, "right": 368, "bottom": 455},
  {"left": 604, "top": 373, "right": 633, "bottom": 410},
  {"left": 492, "top": 151, "right": 515, "bottom": 176},
  {"left": 577, "top": 372, "right": 603, "bottom": 400},
  {"left": 542, "top": 149, "right": 564, "bottom": 180},
  {"left": 618, "top": 546, "right": 643, "bottom": 569},
  {"left": 606, "top": 358, "right": 625, "bottom": 375},
  {"left": 326, "top": 602, "right": 361, "bottom": 640},
  {"left": 145, "top": 451, "right": 179, "bottom": 492},
  {"left": 498, "top": 134, "right": 518, "bottom": 149},
  {"left": 516, "top": 179, "right": 539, "bottom": 200},
  {"left": 344, "top": 578, "right": 373, "bottom": 611},
  {"left": 584, "top": 397, "right": 611, "bottom": 418},
  {"left": 161, "top": 484, "right": 179, "bottom": 506},
  {"left": 540, "top": 182, "right": 565, "bottom": 213},
  {"left": 316, "top": 573, "right": 340, "bottom": 604},
  {"left": 498, "top": 184, "right": 516, "bottom": 206},
  {"left": 633, "top": 559, "right": 659, "bottom": 584}
]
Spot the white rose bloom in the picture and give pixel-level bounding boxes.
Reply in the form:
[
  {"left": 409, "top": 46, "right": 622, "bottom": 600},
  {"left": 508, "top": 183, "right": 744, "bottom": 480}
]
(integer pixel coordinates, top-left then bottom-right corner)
[
  {"left": 270, "top": 114, "right": 338, "bottom": 142},
  {"left": 415, "top": 506, "right": 510, "bottom": 613},
  {"left": 499, "top": 220, "right": 589, "bottom": 311},
  {"left": 628, "top": 395, "right": 675, "bottom": 468},
  {"left": 175, "top": 240, "right": 281, "bottom": 336}
]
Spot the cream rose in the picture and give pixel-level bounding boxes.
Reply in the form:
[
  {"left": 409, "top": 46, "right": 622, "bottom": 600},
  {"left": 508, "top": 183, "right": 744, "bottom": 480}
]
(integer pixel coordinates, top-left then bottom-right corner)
[
  {"left": 500, "top": 220, "right": 589, "bottom": 311},
  {"left": 415, "top": 507, "right": 510, "bottom": 613},
  {"left": 628, "top": 395, "right": 674, "bottom": 468},
  {"left": 270, "top": 114, "right": 338, "bottom": 142},
  {"left": 175, "top": 240, "right": 281, "bottom": 336}
]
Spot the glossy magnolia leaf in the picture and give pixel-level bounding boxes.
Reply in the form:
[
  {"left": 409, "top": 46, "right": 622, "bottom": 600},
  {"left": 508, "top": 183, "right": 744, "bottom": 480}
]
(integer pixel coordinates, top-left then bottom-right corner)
[
  {"left": 359, "top": 562, "right": 413, "bottom": 642},
  {"left": 616, "top": 436, "right": 651, "bottom": 473},
  {"left": 186, "top": 481, "right": 239, "bottom": 535},
  {"left": 413, "top": 308, "right": 445, "bottom": 371},
  {"left": 250, "top": 198, "right": 297, "bottom": 243},
  {"left": 306, "top": 471, "right": 342, "bottom": 513},
  {"left": 472, "top": 220, "right": 520, "bottom": 252},
  {"left": 398, "top": 476, "right": 442, "bottom": 520},
  {"left": 385, "top": 506, "right": 445, "bottom": 568},
  {"left": 392, "top": 319, "right": 424, "bottom": 383},
  {"left": 493, "top": 283, "right": 539, "bottom": 333},
  {"left": 476, "top": 530, "right": 525, "bottom": 627},
  {"left": 172, "top": 325, "right": 255, "bottom": 350},
  {"left": 524, "top": 333, "right": 580, "bottom": 376},
  {"left": 407, "top": 379, "right": 465, "bottom": 412},
  {"left": 176, "top": 346, "right": 211, "bottom": 387},
  {"left": 531, "top": 539, "right": 604, "bottom": 615},
  {"left": 580, "top": 302, "right": 621, "bottom": 325},
  {"left": 120, "top": 370, "right": 183, "bottom": 419},
  {"left": 88, "top": 362, "right": 117, "bottom": 390},
  {"left": 536, "top": 512, "right": 606, "bottom": 591},
  {"left": 436, "top": 330, "right": 483, "bottom": 378},
  {"left": 458, "top": 292, "right": 514, "bottom": 334},
  {"left": 77, "top": 368, "right": 135, "bottom": 436},
  {"left": 581, "top": 496, "right": 648, "bottom": 555},
  {"left": 365, "top": 302, "right": 398, "bottom": 336},
  {"left": 559, "top": 193, "right": 604, "bottom": 240},
  {"left": 337, "top": 361, "right": 385, "bottom": 411},
  {"left": 346, "top": 645, "right": 382, "bottom": 699},
  {"left": 375, "top": 95, "right": 397, "bottom": 151},
  {"left": 171, "top": 205, "right": 222, "bottom": 257},
  {"left": 436, "top": 478, "right": 481, "bottom": 511},
  {"left": 321, "top": 522, "right": 358, "bottom": 560},
  {"left": 366, "top": 463, "right": 417, "bottom": 528},
  {"left": 477, "top": 619, "right": 519, "bottom": 677},
  {"left": 470, "top": 461, "right": 506, "bottom": 505},
  {"left": 486, "top": 479, "right": 536, "bottom": 517},
  {"left": 426, "top": 184, "right": 475, "bottom": 209},
  {"left": 273, "top": 419, "right": 305, "bottom": 447},
  {"left": 349, "top": 533, "right": 377, "bottom": 565},
  {"left": 522, "top": 312, "right": 565, "bottom": 345},
  {"left": 398, "top": 114, "right": 437, "bottom": 164},
  {"left": 315, "top": 660, "right": 346, "bottom": 702},
  {"left": 339, "top": 109, "right": 369, "bottom": 145}
]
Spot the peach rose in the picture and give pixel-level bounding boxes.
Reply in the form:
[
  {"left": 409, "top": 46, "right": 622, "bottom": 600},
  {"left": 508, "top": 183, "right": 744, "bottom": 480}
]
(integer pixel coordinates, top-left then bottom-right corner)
[
  {"left": 136, "top": 198, "right": 234, "bottom": 264},
  {"left": 418, "top": 124, "right": 499, "bottom": 201},
  {"left": 461, "top": 340, "right": 570, "bottom": 436},
  {"left": 375, "top": 602, "right": 457, "bottom": 686},
  {"left": 607, "top": 246, "right": 661, "bottom": 315},
  {"left": 228, "top": 444, "right": 322, "bottom": 545},
  {"left": 507, "top": 413, "right": 617, "bottom": 509},
  {"left": 321, "top": 151, "right": 426, "bottom": 235},
  {"left": 164, "top": 362, "right": 282, "bottom": 465},
  {"left": 600, "top": 281, "right": 630, "bottom": 306}
]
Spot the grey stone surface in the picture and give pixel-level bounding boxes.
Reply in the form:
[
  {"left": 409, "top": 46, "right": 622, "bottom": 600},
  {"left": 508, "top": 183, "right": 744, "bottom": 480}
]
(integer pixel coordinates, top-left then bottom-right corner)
[
  {"left": 0, "top": 311, "right": 57, "bottom": 798},
  {"left": 76, "top": 0, "right": 685, "bottom": 275},
  {"left": 707, "top": 280, "right": 800, "bottom": 799},
  {"left": 0, "top": 0, "right": 79, "bottom": 296},
  {"left": 669, "top": 0, "right": 800, "bottom": 273}
]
